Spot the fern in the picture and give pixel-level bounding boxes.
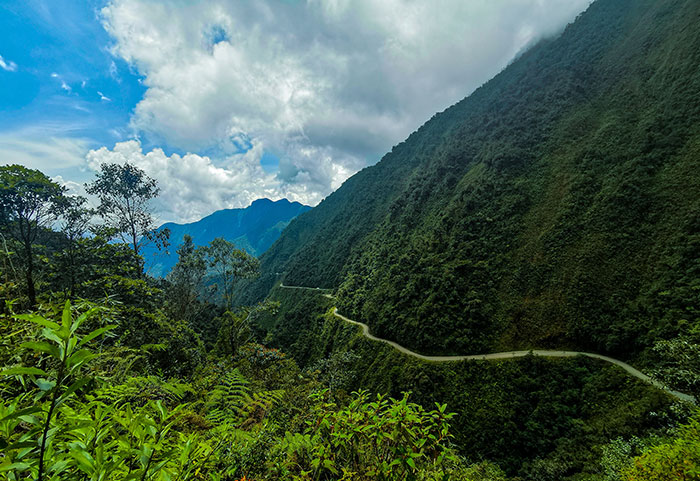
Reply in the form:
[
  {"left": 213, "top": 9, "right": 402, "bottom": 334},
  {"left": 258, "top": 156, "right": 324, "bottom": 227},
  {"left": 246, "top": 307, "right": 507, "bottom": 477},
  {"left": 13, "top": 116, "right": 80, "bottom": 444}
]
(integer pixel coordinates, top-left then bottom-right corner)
[
  {"left": 91, "top": 376, "right": 194, "bottom": 406},
  {"left": 204, "top": 369, "right": 284, "bottom": 428},
  {"left": 238, "top": 389, "right": 285, "bottom": 428},
  {"left": 205, "top": 369, "right": 251, "bottom": 426}
]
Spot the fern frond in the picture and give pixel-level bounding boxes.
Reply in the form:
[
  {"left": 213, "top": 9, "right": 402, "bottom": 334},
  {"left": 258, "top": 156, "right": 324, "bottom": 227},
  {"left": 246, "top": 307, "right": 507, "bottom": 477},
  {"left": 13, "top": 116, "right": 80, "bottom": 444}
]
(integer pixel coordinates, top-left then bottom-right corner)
[{"left": 205, "top": 369, "right": 251, "bottom": 425}]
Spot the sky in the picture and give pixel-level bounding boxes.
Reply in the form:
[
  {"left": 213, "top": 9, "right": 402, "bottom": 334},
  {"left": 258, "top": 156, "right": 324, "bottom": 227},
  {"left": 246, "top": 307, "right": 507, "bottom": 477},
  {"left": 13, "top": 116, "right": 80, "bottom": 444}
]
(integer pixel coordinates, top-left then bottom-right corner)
[{"left": 0, "top": 0, "right": 592, "bottom": 224}]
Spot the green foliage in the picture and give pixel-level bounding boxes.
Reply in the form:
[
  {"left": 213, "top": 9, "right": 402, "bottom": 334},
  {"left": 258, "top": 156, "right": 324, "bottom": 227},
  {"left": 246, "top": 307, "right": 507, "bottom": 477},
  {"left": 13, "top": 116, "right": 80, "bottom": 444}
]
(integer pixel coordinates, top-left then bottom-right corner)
[
  {"left": 205, "top": 368, "right": 252, "bottom": 426},
  {"left": 240, "top": 0, "right": 700, "bottom": 360},
  {"left": 272, "top": 390, "right": 460, "bottom": 481},
  {"left": 205, "top": 368, "right": 283, "bottom": 429},
  {"left": 0, "top": 300, "right": 473, "bottom": 481},
  {"left": 256, "top": 288, "right": 689, "bottom": 479},
  {"left": 202, "top": 237, "right": 260, "bottom": 310},
  {"left": 3, "top": 1, "right": 700, "bottom": 478},
  {"left": 650, "top": 336, "right": 700, "bottom": 400},
  {"left": 0, "top": 164, "right": 67, "bottom": 306},
  {"left": 0, "top": 303, "right": 225, "bottom": 480},
  {"left": 597, "top": 436, "right": 658, "bottom": 481},
  {"left": 165, "top": 234, "right": 208, "bottom": 327},
  {"left": 308, "top": 349, "right": 361, "bottom": 393},
  {"left": 48, "top": 196, "right": 94, "bottom": 299},
  {"left": 86, "top": 162, "right": 169, "bottom": 274},
  {"left": 215, "top": 302, "right": 279, "bottom": 358},
  {"left": 0, "top": 301, "right": 114, "bottom": 479},
  {"left": 620, "top": 416, "right": 700, "bottom": 481}
]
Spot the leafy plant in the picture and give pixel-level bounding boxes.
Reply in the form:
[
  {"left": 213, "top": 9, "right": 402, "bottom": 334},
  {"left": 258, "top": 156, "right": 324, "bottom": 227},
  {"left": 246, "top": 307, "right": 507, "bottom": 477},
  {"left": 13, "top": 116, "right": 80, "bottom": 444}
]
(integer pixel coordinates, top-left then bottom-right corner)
[
  {"left": 274, "top": 390, "right": 459, "bottom": 481},
  {"left": 0, "top": 301, "right": 112, "bottom": 479},
  {"left": 621, "top": 416, "right": 700, "bottom": 481}
]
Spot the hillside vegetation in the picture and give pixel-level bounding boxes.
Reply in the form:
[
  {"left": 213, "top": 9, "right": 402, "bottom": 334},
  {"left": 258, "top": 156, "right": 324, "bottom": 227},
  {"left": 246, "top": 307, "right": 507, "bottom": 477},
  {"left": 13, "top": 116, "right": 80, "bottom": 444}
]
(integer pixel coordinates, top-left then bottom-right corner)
[
  {"left": 240, "top": 0, "right": 700, "bottom": 359},
  {"left": 254, "top": 286, "right": 694, "bottom": 479}
]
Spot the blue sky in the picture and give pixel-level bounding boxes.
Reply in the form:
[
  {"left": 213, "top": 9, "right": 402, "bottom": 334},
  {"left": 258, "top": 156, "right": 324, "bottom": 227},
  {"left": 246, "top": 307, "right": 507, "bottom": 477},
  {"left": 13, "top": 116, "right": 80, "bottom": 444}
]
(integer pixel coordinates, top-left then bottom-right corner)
[
  {"left": 0, "top": 0, "right": 591, "bottom": 223},
  {"left": 0, "top": 0, "right": 146, "bottom": 181}
]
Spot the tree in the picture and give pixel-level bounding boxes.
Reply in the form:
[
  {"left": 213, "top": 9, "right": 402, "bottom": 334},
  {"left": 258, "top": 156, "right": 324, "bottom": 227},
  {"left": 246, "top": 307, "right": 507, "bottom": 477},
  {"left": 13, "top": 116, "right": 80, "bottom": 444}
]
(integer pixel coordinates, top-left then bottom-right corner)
[
  {"left": 621, "top": 416, "right": 700, "bottom": 481},
  {"left": 214, "top": 301, "right": 278, "bottom": 357},
  {"left": 308, "top": 349, "right": 361, "bottom": 392},
  {"left": 165, "top": 235, "right": 207, "bottom": 324},
  {"left": 650, "top": 335, "right": 700, "bottom": 401},
  {"left": 0, "top": 165, "right": 66, "bottom": 306},
  {"left": 201, "top": 237, "right": 259, "bottom": 310},
  {"left": 86, "top": 162, "right": 168, "bottom": 275},
  {"left": 53, "top": 196, "right": 94, "bottom": 298}
]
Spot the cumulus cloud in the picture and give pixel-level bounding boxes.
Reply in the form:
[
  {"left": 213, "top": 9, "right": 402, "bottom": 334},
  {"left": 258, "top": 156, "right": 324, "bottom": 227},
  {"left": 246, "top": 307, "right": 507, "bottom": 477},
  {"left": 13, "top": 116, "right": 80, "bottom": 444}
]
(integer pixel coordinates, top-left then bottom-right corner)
[
  {"left": 85, "top": 140, "right": 346, "bottom": 223},
  {"left": 99, "top": 0, "right": 592, "bottom": 220},
  {"left": 0, "top": 54, "right": 17, "bottom": 72}
]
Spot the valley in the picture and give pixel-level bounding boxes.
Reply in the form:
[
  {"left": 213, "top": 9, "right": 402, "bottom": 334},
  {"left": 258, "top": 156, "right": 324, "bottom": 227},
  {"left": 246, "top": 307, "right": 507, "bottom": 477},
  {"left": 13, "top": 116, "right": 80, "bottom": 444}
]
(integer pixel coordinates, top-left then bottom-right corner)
[
  {"left": 1, "top": 0, "right": 699, "bottom": 479},
  {"left": 280, "top": 283, "right": 696, "bottom": 404}
]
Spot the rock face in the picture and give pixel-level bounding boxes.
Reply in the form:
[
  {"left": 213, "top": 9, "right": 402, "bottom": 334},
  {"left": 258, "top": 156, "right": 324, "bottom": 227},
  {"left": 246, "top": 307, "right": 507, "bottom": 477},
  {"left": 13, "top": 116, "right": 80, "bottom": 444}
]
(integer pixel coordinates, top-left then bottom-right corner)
[{"left": 143, "top": 198, "right": 311, "bottom": 277}]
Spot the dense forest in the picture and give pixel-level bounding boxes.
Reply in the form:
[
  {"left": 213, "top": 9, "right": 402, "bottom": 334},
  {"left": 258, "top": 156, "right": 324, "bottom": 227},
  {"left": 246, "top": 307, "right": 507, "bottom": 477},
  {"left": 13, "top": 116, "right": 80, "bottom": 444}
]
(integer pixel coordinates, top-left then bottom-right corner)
[
  {"left": 238, "top": 0, "right": 700, "bottom": 365},
  {"left": 2, "top": 0, "right": 700, "bottom": 479},
  {"left": 0, "top": 162, "right": 698, "bottom": 480},
  {"left": 0, "top": 163, "right": 494, "bottom": 480}
]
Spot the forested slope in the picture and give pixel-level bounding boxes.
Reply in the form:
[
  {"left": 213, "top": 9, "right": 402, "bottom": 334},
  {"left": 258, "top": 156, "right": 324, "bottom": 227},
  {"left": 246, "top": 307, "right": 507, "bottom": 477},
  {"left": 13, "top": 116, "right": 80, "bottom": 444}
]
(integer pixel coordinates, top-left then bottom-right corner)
[
  {"left": 142, "top": 198, "right": 310, "bottom": 277},
  {"left": 240, "top": 0, "right": 700, "bottom": 357}
]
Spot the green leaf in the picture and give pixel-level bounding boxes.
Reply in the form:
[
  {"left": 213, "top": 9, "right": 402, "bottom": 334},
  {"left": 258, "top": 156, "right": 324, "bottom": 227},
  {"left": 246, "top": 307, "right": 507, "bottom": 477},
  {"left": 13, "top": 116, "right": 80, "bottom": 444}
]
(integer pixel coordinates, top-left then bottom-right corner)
[
  {"left": 67, "top": 349, "right": 95, "bottom": 372},
  {"left": 5, "top": 440, "right": 37, "bottom": 450},
  {"left": 69, "top": 450, "right": 95, "bottom": 473},
  {"left": 35, "top": 378, "right": 56, "bottom": 391},
  {"left": 78, "top": 325, "right": 115, "bottom": 347},
  {"left": 56, "top": 378, "right": 91, "bottom": 406},
  {"left": 1, "top": 366, "right": 47, "bottom": 377},
  {"left": 15, "top": 314, "right": 59, "bottom": 330},
  {"left": 20, "top": 341, "right": 60, "bottom": 359},
  {"left": 62, "top": 300, "right": 72, "bottom": 330},
  {"left": 71, "top": 307, "right": 100, "bottom": 335},
  {"left": 0, "top": 406, "right": 43, "bottom": 422},
  {"left": 0, "top": 462, "right": 31, "bottom": 472},
  {"left": 40, "top": 327, "right": 64, "bottom": 345}
]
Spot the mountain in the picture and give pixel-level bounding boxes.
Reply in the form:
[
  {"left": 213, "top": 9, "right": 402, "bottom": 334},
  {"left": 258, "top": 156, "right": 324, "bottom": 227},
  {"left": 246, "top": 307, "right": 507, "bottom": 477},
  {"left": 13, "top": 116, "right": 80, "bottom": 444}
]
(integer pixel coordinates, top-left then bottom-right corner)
[
  {"left": 238, "top": 0, "right": 700, "bottom": 359},
  {"left": 143, "top": 198, "right": 311, "bottom": 277}
]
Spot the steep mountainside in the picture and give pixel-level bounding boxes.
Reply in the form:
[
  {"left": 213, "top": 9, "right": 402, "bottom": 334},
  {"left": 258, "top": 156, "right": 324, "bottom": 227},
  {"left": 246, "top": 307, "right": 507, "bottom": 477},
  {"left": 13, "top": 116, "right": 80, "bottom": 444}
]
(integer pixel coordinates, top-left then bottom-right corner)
[
  {"left": 143, "top": 198, "right": 310, "bottom": 276},
  {"left": 239, "top": 0, "right": 700, "bottom": 358}
]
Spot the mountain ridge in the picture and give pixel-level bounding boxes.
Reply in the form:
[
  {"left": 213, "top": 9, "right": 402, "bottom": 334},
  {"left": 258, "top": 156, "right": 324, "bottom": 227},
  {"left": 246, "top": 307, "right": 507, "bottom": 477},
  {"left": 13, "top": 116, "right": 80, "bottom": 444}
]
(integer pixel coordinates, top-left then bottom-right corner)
[
  {"left": 143, "top": 198, "right": 311, "bottom": 277},
  {"left": 237, "top": 0, "right": 700, "bottom": 360}
]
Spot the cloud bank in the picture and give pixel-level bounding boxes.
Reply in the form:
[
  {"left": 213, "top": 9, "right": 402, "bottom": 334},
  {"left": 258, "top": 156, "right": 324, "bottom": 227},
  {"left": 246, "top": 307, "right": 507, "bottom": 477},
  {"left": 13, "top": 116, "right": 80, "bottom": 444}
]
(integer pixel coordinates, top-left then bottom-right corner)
[
  {"left": 86, "top": 140, "right": 344, "bottom": 223},
  {"left": 98, "top": 0, "right": 592, "bottom": 222}
]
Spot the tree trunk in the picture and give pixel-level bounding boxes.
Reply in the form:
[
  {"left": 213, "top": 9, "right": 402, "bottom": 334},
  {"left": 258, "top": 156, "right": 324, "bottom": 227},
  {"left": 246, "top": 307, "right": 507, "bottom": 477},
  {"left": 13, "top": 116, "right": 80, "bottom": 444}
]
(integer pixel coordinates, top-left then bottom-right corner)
[
  {"left": 131, "top": 228, "right": 142, "bottom": 277},
  {"left": 68, "top": 245, "right": 76, "bottom": 299},
  {"left": 24, "top": 239, "right": 36, "bottom": 307}
]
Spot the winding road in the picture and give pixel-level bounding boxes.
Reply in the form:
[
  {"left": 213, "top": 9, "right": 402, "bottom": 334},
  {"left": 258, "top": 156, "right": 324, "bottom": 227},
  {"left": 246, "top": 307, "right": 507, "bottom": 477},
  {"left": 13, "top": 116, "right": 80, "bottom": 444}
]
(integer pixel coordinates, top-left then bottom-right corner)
[{"left": 279, "top": 283, "right": 695, "bottom": 403}]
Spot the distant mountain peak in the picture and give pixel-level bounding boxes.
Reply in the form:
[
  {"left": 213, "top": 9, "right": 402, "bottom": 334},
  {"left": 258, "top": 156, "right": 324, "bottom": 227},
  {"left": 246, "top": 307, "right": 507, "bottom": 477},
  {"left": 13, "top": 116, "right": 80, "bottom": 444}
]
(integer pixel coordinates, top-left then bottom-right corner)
[{"left": 143, "top": 197, "right": 311, "bottom": 277}]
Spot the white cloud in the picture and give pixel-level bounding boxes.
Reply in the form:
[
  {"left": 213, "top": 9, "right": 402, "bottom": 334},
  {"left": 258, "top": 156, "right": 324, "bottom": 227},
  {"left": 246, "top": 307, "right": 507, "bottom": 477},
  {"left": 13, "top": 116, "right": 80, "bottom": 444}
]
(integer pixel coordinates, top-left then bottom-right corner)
[
  {"left": 53, "top": 175, "right": 90, "bottom": 198},
  {"left": 0, "top": 54, "right": 17, "bottom": 72},
  {"left": 99, "top": 0, "right": 592, "bottom": 219},
  {"left": 51, "top": 72, "right": 72, "bottom": 92},
  {"left": 0, "top": 129, "right": 90, "bottom": 172},
  {"left": 98, "top": 91, "right": 111, "bottom": 101},
  {"left": 85, "top": 140, "right": 341, "bottom": 223}
]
